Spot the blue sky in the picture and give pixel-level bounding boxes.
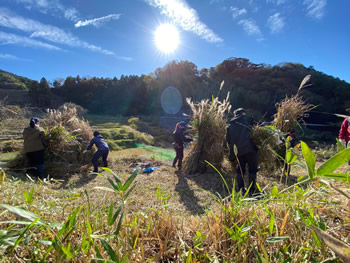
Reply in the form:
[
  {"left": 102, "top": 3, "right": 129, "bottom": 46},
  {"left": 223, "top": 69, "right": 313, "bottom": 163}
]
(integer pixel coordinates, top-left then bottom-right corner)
[{"left": 0, "top": 0, "right": 349, "bottom": 83}]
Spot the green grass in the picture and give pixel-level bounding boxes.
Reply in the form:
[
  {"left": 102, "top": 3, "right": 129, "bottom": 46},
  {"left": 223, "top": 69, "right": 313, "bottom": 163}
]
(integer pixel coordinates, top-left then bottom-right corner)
[
  {"left": 0, "top": 151, "right": 18, "bottom": 162},
  {"left": 136, "top": 143, "right": 175, "bottom": 161}
]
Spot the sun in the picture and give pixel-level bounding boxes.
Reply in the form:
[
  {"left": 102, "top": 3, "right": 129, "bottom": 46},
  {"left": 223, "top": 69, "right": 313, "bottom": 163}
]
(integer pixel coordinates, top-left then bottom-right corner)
[{"left": 154, "top": 24, "right": 180, "bottom": 54}]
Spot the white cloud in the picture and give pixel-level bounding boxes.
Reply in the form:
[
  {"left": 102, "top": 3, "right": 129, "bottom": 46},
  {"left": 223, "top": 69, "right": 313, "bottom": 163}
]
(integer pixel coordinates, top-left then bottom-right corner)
[
  {"left": 303, "top": 0, "right": 327, "bottom": 19},
  {"left": 75, "top": 14, "right": 121, "bottom": 28},
  {"left": 0, "top": 9, "right": 131, "bottom": 60},
  {"left": 230, "top": 7, "right": 247, "bottom": 19},
  {"left": 0, "top": 53, "right": 18, "bottom": 60},
  {"left": 0, "top": 31, "right": 62, "bottom": 51},
  {"left": 266, "top": 0, "right": 286, "bottom": 5},
  {"left": 146, "top": 0, "right": 223, "bottom": 43},
  {"left": 267, "top": 13, "right": 285, "bottom": 33},
  {"left": 238, "top": 19, "right": 263, "bottom": 40},
  {"left": 15, "top": 0, "right": 80, "bottom": 21}
]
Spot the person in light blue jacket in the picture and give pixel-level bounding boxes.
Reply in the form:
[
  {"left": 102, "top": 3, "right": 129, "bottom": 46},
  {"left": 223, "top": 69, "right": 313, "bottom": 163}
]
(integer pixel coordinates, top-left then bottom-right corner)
[{"left": 86, "top": 130, "right": 109, "bottom": 173}]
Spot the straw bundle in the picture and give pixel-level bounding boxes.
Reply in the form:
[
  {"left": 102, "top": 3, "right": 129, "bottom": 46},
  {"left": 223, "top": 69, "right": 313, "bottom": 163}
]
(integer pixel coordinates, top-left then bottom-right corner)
[
  {"left": 8, "top": 105, "right": 93, "bottom": 177},
  {"left": 273, "top": 75, "right": 312, "bottom": 133},
  {"left": 251, "top": 125, "right": 282, "bottom": 173},
  {"left": 183, "top": 92, "right": 231, "bottom": 173}
]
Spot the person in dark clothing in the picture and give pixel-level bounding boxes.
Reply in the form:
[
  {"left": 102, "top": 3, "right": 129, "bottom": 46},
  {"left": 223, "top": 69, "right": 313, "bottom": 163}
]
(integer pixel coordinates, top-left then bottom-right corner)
[
  {"left": 226, "top": 108, "right": 258, "bottom": 195},
  {"left": 23, "top": 117, "right": 46, "bottom": 180},
  {"left": 172, "top": 121, "right": 192, "bottom": 170},
  {"left": 86, "top": 130, "right": 109, "bottom": 173}
]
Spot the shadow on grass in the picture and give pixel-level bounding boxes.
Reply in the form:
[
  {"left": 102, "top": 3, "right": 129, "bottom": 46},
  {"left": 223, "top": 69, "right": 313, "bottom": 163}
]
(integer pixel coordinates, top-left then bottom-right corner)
[
  {"left": 54, "top": 172, "right": 98, "bottom": 190},
  {"left": 186, "top": 168, "right": 235, "bottom": 202},
  {"left": 175, "top": 170, "right": 206, "bottom": 215}
]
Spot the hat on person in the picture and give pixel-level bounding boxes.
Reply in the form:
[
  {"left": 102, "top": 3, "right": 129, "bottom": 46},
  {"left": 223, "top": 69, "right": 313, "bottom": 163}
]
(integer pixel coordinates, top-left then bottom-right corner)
[
  {"left": 29, "top": 117, "right": 40, "bottom": 128},
  {"left": 233, "top": 108, "right": 246, "bottom": 117},
  {"left": 178, "top": 121, "right": 187, "bottom": 127},
  {"left": 93, "top": 130, "right": 100, "bottom": 137}
]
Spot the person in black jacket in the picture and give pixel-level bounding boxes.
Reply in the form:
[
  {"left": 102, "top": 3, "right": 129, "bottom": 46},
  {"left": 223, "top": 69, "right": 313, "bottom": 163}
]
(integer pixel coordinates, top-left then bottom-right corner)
[
  {"left": 23, "top": 117, "right": 46, "bottom": 180},
  {"left": 172, "top": 121, "right": 192, "bottom": 170},
  {"left": 86, "top": 130, "right": 109, "bottom": 173},
  {"left": 226, "top": 108, "right": 258, "bottom": 195}
]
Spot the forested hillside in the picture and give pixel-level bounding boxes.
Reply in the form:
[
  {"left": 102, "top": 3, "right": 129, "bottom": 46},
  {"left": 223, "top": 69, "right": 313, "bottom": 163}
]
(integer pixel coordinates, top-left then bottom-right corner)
[
  {"left": 0, "top": 70, "right": 35, "bottom": 90},
  {"left": 2, "top": 58, "right": 350, "bottom": 124}
]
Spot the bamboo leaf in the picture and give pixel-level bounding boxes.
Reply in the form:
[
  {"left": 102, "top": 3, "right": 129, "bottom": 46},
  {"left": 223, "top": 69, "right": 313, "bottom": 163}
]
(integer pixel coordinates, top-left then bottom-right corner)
[
  {"left": 301, "top": 141, "right": 316, "bottom": 178},
  {"left": 269, "top": 213, "right": 275, "bottom": 234},
  {"left": 12, "top": 217, "right": 41, "bottom": 251},
  {"left": 266, "top": 236, "right": 289, "bottom": 243},
  {"left": 0, "top": 205, "right": 44, "bottom": 225},
  {"left": 102, "top": 167, "right": 122, "bottom": 188},
  {"left": 114, "top": 212, "right": 124, "bottom": 236},
  {"left": 317, "top": 148, "right": 350, "bottom": 177},
  {"left": 320, "top": 173, "right": 350, "bottom": 183},
  {"left": 100, "top": 238, "right": 119, "bottom": 262},
  {"left": 271, "top": 186, "right": 279, "bottom": 197},
  {"left": 122, "top": 169, "right": 138, "bottom": 192},
  {"left": 110, "top": 203, "right": 123, "bottom": 226}
]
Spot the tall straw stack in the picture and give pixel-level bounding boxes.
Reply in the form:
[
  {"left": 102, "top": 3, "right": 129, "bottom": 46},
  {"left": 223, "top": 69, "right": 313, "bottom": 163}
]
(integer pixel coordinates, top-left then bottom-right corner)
[{"left": 183, "top": 91, "right": 231, "bottom": 173}]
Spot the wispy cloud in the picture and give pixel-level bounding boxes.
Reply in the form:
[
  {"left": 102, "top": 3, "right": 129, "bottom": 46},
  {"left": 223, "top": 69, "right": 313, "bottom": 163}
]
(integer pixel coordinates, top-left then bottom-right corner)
[
  {"left": 75, "top": 14, "right": 121, "bottom": 28},
  {"left": 146, "top": 0, "right": 223, "bottom": 43},
  {"left": 266, "top": 0, "right": 287, "bottom": 5},
  {"left": 0, "top": 31, "right": 62, "bottom": 51},
  {"left": 267, "top": 13, "right": 285, "bottom": 33},
  {"left": 0, "top": 53, "right": 18, "bottom": 60},
  {"left": 0, "top": 8, "right": 131, "bottom": 60},
  {"left": 238, "top": 19, "right": 264, "bottom": 40},
  {"left": 230, "top": 7, "right": 247, "bottom": 19},
  {"left": 15, "top": 0, "right": 80, "bottom": 22},
  {"left": 303, "top": 0, "right": 327, "bottom": 19}
]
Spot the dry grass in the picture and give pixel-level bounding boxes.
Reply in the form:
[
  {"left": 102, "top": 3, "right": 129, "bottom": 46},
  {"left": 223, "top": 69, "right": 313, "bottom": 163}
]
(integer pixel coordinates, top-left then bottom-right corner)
[
  {"left": 0, "top": 148, "right": 349, "bottom": 262},
  {"left": 183, "top": 93, "right": 231, "bottom": 173},
  {"left": 273, "top": 75, "right": 313, "bottom": 134}
]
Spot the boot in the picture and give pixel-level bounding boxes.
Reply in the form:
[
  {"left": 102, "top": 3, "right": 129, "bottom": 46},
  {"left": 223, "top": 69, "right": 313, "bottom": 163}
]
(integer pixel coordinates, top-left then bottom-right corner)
[
  {"left": 172, "top": 158, "right": 177, "bottom": 168},
  {"left": 37, "top": 164, "right": 45, "bottom": 180},
  {"left": 178, "top": 159, "right": 182, "bottom": 170}
]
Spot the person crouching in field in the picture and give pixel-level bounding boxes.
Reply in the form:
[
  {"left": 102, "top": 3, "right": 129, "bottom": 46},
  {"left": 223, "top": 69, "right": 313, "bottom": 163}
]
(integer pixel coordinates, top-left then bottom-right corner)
[
  {"left": 23, "top": 117, "right": 46, "bottom": 180},
  {"left": 172, "top": 121, "right": 192, "bottom": 170},
  {"left": 226, "top": 108, "right": 258, "bottom": 196},
  {"left": 86, "top": 131, "right": 109, "bottom": 173}
]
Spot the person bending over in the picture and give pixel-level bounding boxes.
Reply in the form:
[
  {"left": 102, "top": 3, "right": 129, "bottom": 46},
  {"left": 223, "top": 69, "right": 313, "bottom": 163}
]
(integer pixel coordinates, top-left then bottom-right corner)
[
  {"left": 226, "top": 108, "right": 258, "bottom": 196},
  {"left": 86, "top": 130, "right": 109, "bottom": 173}
]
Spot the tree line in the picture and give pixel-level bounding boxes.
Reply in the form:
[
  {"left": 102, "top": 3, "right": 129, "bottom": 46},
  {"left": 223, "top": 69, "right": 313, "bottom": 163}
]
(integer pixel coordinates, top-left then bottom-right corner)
[{"left": 3, "top": 58, "right": 350, "bottom": 125}]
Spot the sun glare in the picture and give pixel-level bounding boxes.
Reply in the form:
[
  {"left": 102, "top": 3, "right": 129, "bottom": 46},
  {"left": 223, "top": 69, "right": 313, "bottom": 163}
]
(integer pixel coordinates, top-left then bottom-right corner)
[{"left": 154, "top": 24, "right": 180, "bottom": 54}]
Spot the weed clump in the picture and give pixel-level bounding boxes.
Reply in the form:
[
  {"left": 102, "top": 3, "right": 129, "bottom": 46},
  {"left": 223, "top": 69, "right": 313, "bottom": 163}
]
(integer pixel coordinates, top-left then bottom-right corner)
[{"left": 183, "top": 92, "right": 231, "bottom": 173}]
